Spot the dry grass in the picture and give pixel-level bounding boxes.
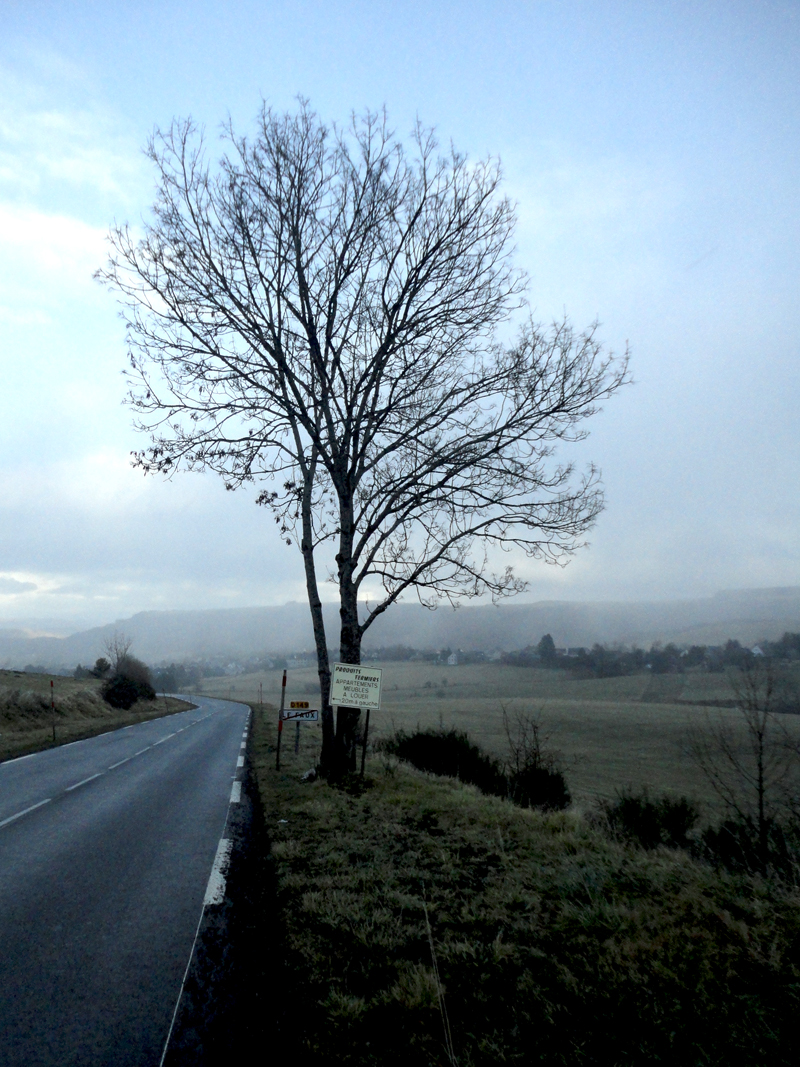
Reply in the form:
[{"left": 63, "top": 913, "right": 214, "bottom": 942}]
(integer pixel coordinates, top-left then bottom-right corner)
[
  {"left": 250, "top": 703, "right": 800, "bottom": 1066},
  {"left": 200, "top": 664, "right": 800, "bottom": 811},
  {"left": 0, "top": 669, "right": 195, "bottom": 762}
]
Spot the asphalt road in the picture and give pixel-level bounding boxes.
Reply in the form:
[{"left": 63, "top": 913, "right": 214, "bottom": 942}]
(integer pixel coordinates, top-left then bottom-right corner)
[{"left": 0, "top": 696, "right": 250, "bottom": 1067}]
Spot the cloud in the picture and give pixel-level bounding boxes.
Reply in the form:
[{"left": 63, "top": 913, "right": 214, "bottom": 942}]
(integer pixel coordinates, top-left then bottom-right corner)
[
  {"left": 0, "top": 61, "right": 145, "bottom": 209},
  {"left": 0, "top": 202, "right": 107, "bottom": 279},
  {"left": 0, "top": 577, "right": 38, "bottom": 595}
]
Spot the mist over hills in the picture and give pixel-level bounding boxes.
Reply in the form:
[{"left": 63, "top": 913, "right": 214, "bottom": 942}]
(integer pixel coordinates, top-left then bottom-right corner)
[{"left": 1, "top": 587, "right": 799, "bottom": 670}]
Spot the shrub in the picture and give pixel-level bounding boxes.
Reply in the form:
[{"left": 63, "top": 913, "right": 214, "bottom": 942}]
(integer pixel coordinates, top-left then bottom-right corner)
[
  {"left": 380, "top": 724, "right": 572, "bottom": 810},
  {"left": 700, "top": 817, "right": 800, "bottom": 880},
  {"left": 101, "top": 675, "right": 141, "bottom": 709},
  {"left": 598, "top": 788, "right": 700, "bottom": 850},
  {"left": 380, "top": 728, "right": 507, "bottom": 797},
  {"left": 509, "top": 763, "right": 571, "bottom": 810},
  {"left": 503, "top": 707, "right": 571, "bottom": 810},
  {"left": 101, "top": 654, "right": 155, "bottom": 709}
]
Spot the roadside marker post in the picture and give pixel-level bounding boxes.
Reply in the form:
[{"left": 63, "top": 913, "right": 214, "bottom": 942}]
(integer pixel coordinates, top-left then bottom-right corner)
[
  {"left": 50, "top": 680, "right": 55, "bottom": 742},
  {"left": 275, "top": 669, "right": 287, "bottom": 770}
]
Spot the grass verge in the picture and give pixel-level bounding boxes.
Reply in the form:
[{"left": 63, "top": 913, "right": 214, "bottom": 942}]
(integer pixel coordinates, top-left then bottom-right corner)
[
  {"left": 0, "top": 669, "right": 195, "bottom": 762},
  {"left": 250, "top": 703, "right": 800, "bottom": 1066}
]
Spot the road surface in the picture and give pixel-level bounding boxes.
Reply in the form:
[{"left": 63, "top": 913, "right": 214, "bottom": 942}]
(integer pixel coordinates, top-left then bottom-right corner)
[{"left": 0, "top": 696, "right": 250, "bottom": 1066}]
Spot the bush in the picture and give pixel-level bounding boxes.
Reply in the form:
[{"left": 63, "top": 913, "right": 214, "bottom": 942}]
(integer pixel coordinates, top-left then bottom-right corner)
[
  {"left": 503, "top": 707, "right": 571, "bottom": 811},
  {"left": 598, "top": 788, "right": 700, "bottom": 850},
  {"left": 101, "top": 654, "right": 156, "bottom": 709},
  {"left": 380, "top": 728, "right": 507, "bottom": 797},
  {"left": 101, "top": 675, "right": 142, "bottom": 710},
  {"left": 509, "top": 763, "right": 571, "bottom": 810},
  {"left": 380, "top": 724, "right": 572, "bottom": 810},
  {"left": 700, "top": 817, "right": 800, "bottom": 879}
]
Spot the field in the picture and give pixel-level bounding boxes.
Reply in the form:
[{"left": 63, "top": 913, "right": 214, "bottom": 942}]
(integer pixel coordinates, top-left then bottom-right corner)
[
  {"left": 0, "top": 669, "right": 194, "bottom": 762},
  {"left": 198, "top": 662, "right": 800, "bottom": 813}
]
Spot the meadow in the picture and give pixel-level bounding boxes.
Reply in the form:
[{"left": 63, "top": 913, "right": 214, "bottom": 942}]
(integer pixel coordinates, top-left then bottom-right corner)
[{"left": 198, "top": 662, "right": 800, "bottom": 813}]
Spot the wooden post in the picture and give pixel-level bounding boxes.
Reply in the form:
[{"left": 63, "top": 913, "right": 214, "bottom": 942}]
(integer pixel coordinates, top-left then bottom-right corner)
[
  {"left": 50, "top": 679, "right": 55, "bottom": 742},
  {"left": 360, "top": 707, "right": 370, "bottom": 777},
  {"left": 275, "top": 669, "right": 287, "bottom": 770},
  {"left": 294, "top": 720, "right": 301, "bottom": 754}
]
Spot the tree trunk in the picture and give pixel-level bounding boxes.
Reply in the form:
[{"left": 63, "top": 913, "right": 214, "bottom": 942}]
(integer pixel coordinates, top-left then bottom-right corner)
[
  {"left": 300, "top": 465, "right": 334, "bottom": 773},
  {"left": 331, "top": 498, "right": 362, "bottom": 778}
]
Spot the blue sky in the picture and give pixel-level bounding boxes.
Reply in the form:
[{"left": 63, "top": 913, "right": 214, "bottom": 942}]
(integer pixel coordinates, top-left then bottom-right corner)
[{"left": 0, "top": 0, "right": 798, "bottom": 631}]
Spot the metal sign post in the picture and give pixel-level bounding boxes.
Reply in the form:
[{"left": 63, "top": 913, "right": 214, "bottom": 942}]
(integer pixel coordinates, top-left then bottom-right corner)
[
  {"left": 330, "top": 664, "right": 383, "bottom": 777},
  {"left": 360, "top": 708, "right": 371, "bottom": 777},
  {"left": 275, "top": 669, "right": 287, "bottom": 770}
]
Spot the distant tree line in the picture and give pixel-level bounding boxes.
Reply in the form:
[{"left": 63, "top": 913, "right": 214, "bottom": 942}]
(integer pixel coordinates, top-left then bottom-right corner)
[
  {"left": 68, "top": 631, "right": 800, "bottom": 689},
  {"left": 501, "top": 632, "right": 800, "bottom": 678}
]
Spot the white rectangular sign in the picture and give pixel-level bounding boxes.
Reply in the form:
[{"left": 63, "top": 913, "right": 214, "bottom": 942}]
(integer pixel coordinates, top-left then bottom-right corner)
[
  {"left": 282, "top": 708, "right": 319, "bottom": 722},
  {"left": 330, "top": 663, "right": 383, "bottom": 710}
]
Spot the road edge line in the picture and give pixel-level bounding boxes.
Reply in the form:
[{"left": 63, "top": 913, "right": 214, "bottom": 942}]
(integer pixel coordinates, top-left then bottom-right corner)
[
  {"left": 0, "top": 797, "right": 51, "bottom": 829},
  {"left": 158, "top": 706, "right": 251, "bottom": 1066}
]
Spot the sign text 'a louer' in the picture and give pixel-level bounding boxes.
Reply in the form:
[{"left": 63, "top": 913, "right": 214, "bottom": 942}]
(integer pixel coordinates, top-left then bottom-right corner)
[{"left": 330, "top": 664, "right": 383, "bottom": 710}]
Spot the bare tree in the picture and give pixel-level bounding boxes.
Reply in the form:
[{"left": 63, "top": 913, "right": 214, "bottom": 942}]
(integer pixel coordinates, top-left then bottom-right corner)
[
  {"left": 689, "top": 658, "right": 800, "bottom": 868},
  {"left": 103, "top": 631, "right": 133, "bottom": 673},
  {"left": 97, "top": 101, "right": 629, "bottom": 776}
]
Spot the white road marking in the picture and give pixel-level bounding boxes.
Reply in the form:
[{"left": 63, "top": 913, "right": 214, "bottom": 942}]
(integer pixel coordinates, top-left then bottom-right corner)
[
  {"left": 0, "top": 798, "right": 51, "bottom": 829},
  {"left": 108, "top": 757, "right": 132, "bottom": 769},
  {"left": 134, "top": 748, "right": 150, "bottom": 756},
  {"left": 65, "top": 772, "right": 103, "bottom": 792},
  {"left": 236, "top": 756, "right": 244, "bottom": 767},
  {"left": 239, "top": 742, "right": 246, "bottom": 750},
  {"left": 230, "top": 782, "right": 241, "bottom": 803},
  {"left": 203, "top": 838, "right": 233, "bottom": 905},
  {"left": 1, "top": 751, "right": 38, "bottom": 766}
]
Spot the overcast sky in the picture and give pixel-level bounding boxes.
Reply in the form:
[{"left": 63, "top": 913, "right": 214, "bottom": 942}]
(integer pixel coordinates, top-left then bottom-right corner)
[{"left": 0, "top": 0, "right": 798, "bottom": 633}]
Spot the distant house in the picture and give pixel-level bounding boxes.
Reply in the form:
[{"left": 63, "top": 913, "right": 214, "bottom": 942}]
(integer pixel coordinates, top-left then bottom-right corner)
[
  {"left": 751, "top": 645, "right": 765, "bottom": 657},
  {"left": 447, "top": 652, "right": 459, "bottom": 666},
  {"left": 286, "top": 655, "right": 315, "bottom": 670}
]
